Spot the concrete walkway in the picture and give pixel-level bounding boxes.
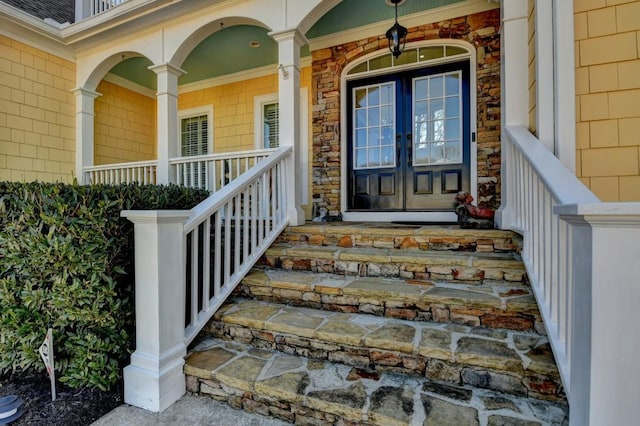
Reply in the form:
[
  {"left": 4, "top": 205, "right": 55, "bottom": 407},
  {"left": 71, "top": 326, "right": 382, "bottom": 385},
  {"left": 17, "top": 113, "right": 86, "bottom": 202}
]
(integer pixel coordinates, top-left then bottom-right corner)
[{"left": 92, "top": 394, "right": 288, "bottom": 426}]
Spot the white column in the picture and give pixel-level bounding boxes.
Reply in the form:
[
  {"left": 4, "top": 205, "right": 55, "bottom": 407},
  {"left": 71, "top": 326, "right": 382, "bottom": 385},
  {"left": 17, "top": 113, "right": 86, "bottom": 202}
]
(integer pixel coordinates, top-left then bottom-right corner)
[
  {"left": 72, "top": 87, "right": 101, "bottom": 183},
  {"left": 553, "top": 0, "right": 576, "bottom": 172},
  {"left": 149, "top": 64, "right": 185, "bottom": 185},
  {"left": 535, "top": 0, "right": 555, "bottom": 153},
  {"left": 557, "top": 204, "right": 640, "bottom": 426},
  {"left": 495, "top": 0, "right": 528, "bottom": 229},
  {"left": 121, "top": 210, "right": 191, "bottom": 412},
  {"left": 270, "top": 29, "right": 306, "bottom": 226}
]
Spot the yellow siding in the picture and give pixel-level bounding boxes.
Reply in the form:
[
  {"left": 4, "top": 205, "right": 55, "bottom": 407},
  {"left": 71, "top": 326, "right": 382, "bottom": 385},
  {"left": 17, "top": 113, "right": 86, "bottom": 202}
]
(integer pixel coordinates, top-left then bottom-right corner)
[
  {"left": 575, "top": 0, "right": 640, "bottom": 201},
  {"left": 528, "top": 0, "right": 537, "bottom": 135},
  {"left": 178, "top": 67, "right": 314, "bottom": 218},
  {"left": 0, "top": 35, "right": 75, "bottom": 182},
  {"left": 94, "top": 80, "right": 156, "bottom": 165}
]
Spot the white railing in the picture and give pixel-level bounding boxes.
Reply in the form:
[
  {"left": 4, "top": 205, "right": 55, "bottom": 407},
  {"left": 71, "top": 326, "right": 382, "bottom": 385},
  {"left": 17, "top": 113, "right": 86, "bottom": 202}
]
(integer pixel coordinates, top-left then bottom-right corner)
[
  {"left": 91, "top": 0, "right": 127, "bottom": 16},
  {"left": 502, "top": 125, "right": 598, "bottom": 391},
  {"left": 501, "top": 125, "right": 640, "bottom": 425},
  {"left": 82, "top": 149, "right": 276, "bottom": 188},
  {"left": 84, "top": 160, "right": 157, "bottom": 185},
  {"left": 170, "top": 148, "right": 277, "bottom": 193},
  {"left": 181, "top": 146, "right": 290, "bottom": 343},
  {"left": 121, "top": 146, "right": 291, "bottom": 412}
]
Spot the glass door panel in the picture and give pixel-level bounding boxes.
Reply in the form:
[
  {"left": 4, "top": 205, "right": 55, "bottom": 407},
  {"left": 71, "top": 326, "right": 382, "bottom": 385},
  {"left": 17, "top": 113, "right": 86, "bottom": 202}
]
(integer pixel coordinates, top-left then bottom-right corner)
[{"left": 352, "top": 82, "right": 396, "bottom": 170}]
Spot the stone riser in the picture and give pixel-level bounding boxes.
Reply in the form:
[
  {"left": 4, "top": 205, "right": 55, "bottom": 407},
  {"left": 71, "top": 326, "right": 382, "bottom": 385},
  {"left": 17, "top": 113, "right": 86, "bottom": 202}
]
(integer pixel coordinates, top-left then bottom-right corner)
[
  {"left": 187, "top": 377, "right": 370, "bottom": 426},
  {"left": 185, "top": 338, "right": 568, "bottom": 426},
  {"left": 204, "top": 300, "right": 563, "bottom": 402},
  {"left": 206, "top": 322, "right": 562, "bottom": 403},
  {"left": 237, "top": 271, "right": 543, "bottom": 333},
  {"left": 277, "top": 224, "right": 523, "bottom": 254},
  {"left": 237, "top": 285, "right": 542, "bottom": 333},
  {"left": 260, "top": 246, "right": 527, "bottom": 284}
]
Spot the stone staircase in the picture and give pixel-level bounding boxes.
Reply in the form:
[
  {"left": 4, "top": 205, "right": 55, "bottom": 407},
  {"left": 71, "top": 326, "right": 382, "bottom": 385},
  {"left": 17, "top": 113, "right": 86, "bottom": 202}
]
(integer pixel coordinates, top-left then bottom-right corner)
[{"left": 184, "top": 223, "right": 568, "bottom": 425}]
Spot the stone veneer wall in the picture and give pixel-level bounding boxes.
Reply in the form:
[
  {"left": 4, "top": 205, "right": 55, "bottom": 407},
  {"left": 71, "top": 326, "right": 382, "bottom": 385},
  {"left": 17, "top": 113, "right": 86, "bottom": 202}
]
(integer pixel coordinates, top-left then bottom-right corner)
[{"left": 311, "top": 9, "right": 501, "bottom": 215}]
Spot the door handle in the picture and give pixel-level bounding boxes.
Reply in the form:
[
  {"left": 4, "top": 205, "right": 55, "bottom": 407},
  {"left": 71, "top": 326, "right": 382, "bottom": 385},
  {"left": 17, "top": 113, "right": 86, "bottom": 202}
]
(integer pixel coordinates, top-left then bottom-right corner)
[{"left": 407, "top": 134, "right": 412, "bottom": 165}]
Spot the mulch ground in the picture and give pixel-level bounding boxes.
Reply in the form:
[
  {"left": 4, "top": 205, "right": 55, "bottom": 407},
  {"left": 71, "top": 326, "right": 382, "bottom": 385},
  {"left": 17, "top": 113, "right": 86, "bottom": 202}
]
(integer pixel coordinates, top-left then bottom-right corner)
[{"left": 0, "top": 372, "right": 123, "bottom": 425}]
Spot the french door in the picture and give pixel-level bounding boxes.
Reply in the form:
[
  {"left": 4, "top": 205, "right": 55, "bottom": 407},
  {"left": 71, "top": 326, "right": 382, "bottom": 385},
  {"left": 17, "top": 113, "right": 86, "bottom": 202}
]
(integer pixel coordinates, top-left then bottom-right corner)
[{"left": 347, "top": 61, "right": 471, "bottom": 214}]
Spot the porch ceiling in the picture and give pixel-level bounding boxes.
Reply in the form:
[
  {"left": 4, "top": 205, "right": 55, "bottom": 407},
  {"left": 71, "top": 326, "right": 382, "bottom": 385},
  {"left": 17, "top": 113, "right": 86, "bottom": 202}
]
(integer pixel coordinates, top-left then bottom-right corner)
[{"left": 108, "top": 0, "right": 466, "bottom": 90}]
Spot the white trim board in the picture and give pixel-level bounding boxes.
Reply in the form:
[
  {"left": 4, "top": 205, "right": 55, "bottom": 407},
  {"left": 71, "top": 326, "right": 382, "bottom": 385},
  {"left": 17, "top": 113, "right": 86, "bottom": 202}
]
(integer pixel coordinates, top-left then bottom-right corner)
[
  {"left": 103, "top": 72, "right": 156, "bottom": 97},
  {"left": 179, "top": 57, "right": 312, "bottom": 95}
]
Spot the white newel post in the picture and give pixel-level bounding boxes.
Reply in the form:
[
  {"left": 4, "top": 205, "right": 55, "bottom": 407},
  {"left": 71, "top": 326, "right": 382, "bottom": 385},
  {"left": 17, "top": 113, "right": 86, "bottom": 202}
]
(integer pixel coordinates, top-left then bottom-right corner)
[
  {"left": 72, "top": 87, "right": 101, "bottom": 183},
  {"left": 271, "top": 29, "right": 305, "bottom": 226},
  {"left": 557, "top": 204, "right": 640, "bottom": 426},
  {"left": 121, "top": 210, "right": 191, "bottom": 412},
  {"left": 150, "top": 64, "right": 185, "bottom": 186},
  {"left": 495, "top": 0, "right": 528, "bottom": 230}
]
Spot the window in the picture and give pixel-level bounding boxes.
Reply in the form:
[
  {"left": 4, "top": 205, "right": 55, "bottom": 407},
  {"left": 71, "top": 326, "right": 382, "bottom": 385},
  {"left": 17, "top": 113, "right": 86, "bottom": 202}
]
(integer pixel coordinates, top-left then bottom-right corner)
[
  {"left": 263, "top": 102, "right": 279, "bottom": 148},
  {"left": 253, "top": 90, "right": 309, "bottom": 204},
  {"left": 178, "top": 106, "right": 213, "bottom": 189},
  {"left": 254, "top": 94, "right": 279, "bottom": 149},
  {"left": 181, "top": 114, "right": 208, "bottom": 156}
]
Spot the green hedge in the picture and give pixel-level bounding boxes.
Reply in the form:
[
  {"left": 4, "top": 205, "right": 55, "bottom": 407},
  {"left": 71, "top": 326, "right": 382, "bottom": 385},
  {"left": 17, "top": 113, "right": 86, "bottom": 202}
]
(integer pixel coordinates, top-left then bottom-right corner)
[{"left": 0, "top": 182, "right": 208, "bottom": 390}]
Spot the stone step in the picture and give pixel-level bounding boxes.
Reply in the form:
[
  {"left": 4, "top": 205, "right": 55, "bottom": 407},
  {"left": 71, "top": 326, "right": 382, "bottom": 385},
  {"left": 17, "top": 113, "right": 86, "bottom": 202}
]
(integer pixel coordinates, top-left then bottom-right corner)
[
  {"left": 277, "top": 222, "right": 522, "bottom": 254},
  {"left": 237, "top": 269, "right": 543, "bottom": 332},
  {"left": 261, "top": 243, "right": 528, "bottom": 283},
  {"left": 185, "top": 337, "right": 568, "bottom": 426},
  {"left": 205, "top": 299, "right": 564, "bottom": 402}
]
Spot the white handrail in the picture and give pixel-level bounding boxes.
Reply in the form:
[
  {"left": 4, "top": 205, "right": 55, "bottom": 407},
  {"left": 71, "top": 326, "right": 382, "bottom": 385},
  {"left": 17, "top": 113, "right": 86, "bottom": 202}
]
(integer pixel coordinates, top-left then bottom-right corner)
[
  {"left": 182, "top": 146, "right": 291, "bottom": 344},
  {"left": 504, "top": 125, "right": 598, "bottom": 394},
  {"left": 170, "top": 148, "right": 277, "bottom": 192},
  {"left": 502, "top": 125, "right": 640, "bottom": 425},
  {"left": 121, "top": 146, "right": 292, "bottom": 411}
]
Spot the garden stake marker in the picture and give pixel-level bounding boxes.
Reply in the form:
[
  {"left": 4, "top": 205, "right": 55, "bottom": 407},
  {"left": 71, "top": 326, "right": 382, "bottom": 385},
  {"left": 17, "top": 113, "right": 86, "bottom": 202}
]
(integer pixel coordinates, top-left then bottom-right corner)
[{"left": 38, "top": 328, "right": 56, "bottom": 401}]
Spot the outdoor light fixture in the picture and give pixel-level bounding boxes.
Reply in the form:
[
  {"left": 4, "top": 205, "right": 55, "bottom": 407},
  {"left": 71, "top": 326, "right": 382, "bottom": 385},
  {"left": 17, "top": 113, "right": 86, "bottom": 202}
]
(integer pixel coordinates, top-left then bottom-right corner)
[{"left": 385, "top": 0, "right": 408, "bottom": 58}]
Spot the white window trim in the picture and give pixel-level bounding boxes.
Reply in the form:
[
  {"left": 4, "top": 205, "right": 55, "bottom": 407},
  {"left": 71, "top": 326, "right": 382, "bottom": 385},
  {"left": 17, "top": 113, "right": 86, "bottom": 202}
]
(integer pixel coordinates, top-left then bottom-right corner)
[
  {"left": 178, "top": 105, "right": 214, "bottom": 155},
  {"left": 254, "top": 90, "right": 309, "bottom": 205},
  {"left": 254, "top": 94, "right": 279, "bottom": 150}
]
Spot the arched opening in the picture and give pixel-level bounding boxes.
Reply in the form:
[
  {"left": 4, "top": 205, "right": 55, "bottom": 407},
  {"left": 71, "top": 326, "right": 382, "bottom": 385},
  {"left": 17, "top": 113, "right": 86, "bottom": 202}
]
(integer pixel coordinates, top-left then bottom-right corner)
[{"left": 94, "top": 56, "right": 157, "bottom": 166}]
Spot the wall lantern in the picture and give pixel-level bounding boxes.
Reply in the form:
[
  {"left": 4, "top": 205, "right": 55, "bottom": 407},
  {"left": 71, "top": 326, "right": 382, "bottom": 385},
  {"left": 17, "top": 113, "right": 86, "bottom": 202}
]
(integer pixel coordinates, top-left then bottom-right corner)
[{"left": 385, "top": 0, "right": 408, "bottom": 58}]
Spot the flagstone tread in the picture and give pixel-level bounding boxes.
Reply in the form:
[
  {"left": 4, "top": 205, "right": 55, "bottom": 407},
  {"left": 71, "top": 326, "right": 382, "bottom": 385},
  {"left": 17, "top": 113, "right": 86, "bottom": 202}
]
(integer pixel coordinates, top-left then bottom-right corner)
[
  {"left": 278, "top": 222, "right": 523, "bottom": 254},
  {"left": 267, "top": 244, "right": 523, "bottom": 266},
  {"left": 238, "top": 269, "right": 542, "bottom": 332},
  {"left": 261, "top": 244, "right": 527, "bottom": 283},
  {"left": 185, "top": 337, "right": 567, "bottom": 426},
  {"left": 206, "top": 299, "right": 562, "bottom": 400}
]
